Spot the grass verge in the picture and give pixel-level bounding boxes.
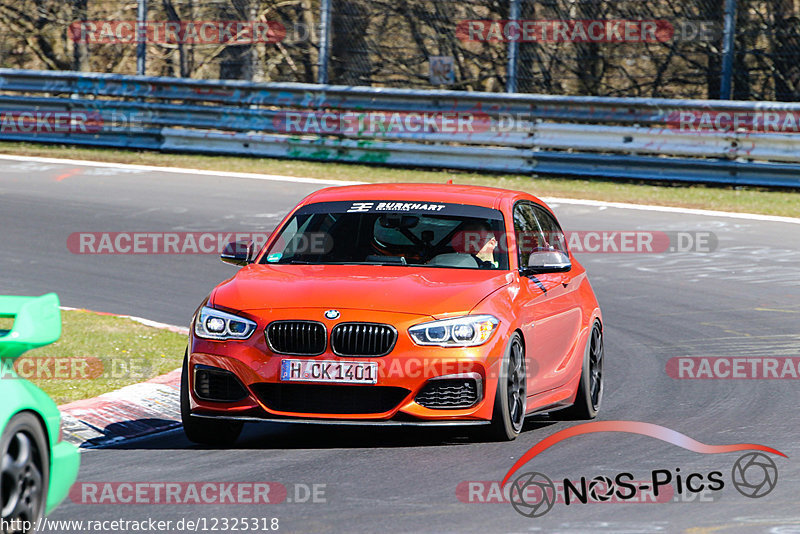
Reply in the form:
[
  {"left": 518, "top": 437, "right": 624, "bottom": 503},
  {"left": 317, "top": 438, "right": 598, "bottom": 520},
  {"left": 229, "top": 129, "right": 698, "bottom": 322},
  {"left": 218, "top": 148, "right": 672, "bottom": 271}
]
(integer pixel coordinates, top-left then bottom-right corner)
[
  {"left": 1, "top": 142, "right": 798, "bottom": 218},
  {"left": 12, "top": 309, "right": 186, "bottom": 405}
]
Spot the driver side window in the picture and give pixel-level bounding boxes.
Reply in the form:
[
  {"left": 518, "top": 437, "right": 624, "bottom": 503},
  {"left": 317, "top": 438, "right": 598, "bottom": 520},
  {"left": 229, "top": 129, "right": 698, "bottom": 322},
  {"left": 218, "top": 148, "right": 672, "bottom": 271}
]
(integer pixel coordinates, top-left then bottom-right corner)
[
  {"left": 513, "top": 203, "right": 542, "bottom": 268},
  {"left": 531, "top": 205, "right": 568, "bottom": 255},
  {"left": 514, "top": 202, "right": 569, "bottom": 269}
]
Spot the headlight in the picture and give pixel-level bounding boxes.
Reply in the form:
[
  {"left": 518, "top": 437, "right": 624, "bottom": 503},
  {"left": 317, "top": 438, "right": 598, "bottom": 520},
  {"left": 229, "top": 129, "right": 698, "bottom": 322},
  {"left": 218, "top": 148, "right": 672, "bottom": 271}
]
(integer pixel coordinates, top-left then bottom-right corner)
[
  {"left": 409, "top": 315, "right": 499, "bottom": 347},
  {"left": 194, "top": 306, "right": 257, "bottom": 340}
]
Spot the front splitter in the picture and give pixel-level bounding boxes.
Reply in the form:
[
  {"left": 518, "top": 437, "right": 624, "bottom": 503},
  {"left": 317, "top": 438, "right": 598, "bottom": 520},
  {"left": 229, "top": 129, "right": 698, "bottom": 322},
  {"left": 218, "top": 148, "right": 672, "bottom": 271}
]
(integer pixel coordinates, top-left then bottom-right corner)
[{"left": 190, "top": 413, "right": 491, "bottom": 427}]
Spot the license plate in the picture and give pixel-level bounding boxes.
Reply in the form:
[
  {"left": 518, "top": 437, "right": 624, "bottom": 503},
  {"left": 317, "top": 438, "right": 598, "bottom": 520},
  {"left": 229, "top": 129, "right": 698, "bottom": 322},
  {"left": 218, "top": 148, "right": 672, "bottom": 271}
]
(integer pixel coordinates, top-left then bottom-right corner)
[{"left": 280, "top": 359, "right": 378, "bottom": 384}]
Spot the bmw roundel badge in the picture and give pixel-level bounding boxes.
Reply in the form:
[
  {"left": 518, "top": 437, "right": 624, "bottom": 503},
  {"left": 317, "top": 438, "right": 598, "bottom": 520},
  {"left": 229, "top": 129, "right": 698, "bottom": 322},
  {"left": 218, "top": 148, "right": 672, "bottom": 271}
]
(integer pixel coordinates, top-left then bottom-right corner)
[{"left": 324, "top": 309, "right": 340, "bottom": 320}]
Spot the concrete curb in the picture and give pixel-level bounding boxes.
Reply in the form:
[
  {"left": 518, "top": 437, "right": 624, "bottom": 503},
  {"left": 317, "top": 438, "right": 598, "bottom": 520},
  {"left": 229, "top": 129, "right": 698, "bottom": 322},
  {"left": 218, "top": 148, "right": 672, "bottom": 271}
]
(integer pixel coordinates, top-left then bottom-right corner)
[
  {"left": 59, "top": 370, "right": 181, "bottom": 448},
  {"left": 57, "top": 308, "right": 186, "bottom": 449}
]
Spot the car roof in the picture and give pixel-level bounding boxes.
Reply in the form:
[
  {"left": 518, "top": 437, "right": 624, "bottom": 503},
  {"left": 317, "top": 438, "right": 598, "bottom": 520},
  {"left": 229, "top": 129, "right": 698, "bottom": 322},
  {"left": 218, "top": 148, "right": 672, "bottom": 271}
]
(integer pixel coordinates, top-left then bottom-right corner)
[{"left": 301, "top": 183, "right": 542, "bottom": 210}]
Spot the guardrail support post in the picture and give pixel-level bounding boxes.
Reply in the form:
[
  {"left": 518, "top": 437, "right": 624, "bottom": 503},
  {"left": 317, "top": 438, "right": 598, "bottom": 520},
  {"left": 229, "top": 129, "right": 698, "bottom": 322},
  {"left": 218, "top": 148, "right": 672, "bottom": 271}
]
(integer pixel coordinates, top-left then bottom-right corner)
[
  {"left": 506, "top": 0, "right": 520, "bottom": 93},
  {"left": 719, "top": 0, "right": 737, "bottom": 99},
  {"left": 137, "top": 0, "right": 147, "bottom": 75},
  {"left": 318, "top": 0, "right": 332, "bottom": 85}
]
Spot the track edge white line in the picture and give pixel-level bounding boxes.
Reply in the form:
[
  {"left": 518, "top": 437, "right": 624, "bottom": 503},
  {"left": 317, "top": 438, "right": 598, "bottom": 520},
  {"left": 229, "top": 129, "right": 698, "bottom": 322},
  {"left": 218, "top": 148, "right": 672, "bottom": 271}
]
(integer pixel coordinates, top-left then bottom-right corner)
[{"left": 2, "top": 153, "right": 797, "bottom": 224}]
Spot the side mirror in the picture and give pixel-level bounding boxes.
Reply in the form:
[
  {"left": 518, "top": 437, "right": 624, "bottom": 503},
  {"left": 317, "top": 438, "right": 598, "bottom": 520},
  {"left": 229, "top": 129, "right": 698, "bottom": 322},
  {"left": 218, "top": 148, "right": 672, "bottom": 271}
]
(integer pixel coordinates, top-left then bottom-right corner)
[
  {"left": 522, "top": 250, "right": 571, "bottom": 274},
  {"left": 221, "top": 240, "right": 254, "bottom": 266}
]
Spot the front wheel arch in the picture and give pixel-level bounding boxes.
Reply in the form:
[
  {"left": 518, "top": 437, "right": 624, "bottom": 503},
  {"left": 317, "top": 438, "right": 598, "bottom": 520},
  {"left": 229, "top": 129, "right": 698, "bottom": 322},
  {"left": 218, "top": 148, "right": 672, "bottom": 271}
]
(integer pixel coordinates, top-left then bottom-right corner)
[
  {"left": 1, "top": 411, "right": 51, "bottom": 528},
  {"left": 484, "top": 331, "right": 527, "bottom": 441}
]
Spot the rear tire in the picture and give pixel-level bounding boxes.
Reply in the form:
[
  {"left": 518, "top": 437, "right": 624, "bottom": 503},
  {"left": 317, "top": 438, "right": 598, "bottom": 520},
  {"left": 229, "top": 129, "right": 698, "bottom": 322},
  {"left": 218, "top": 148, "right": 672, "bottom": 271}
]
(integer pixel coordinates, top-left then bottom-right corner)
[
  {"left": 486, "top": 333, "right": 527, "bottom": 441},
  {"left": 1, "top": 412, "right": 49, "bottom": 534},
  {"left": 559, "top": 321, "right": 603, "bottom": 420},
  {"left": 180, "top": 351, "right": 243, "bottom": 447}
]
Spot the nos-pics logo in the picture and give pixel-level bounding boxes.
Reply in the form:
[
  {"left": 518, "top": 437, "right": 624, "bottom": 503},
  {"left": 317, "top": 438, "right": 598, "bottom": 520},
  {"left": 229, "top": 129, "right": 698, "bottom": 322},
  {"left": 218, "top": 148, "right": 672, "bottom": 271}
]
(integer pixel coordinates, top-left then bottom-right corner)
[{"left": 502, "top": 421, "right": 783, "bottom": 518}]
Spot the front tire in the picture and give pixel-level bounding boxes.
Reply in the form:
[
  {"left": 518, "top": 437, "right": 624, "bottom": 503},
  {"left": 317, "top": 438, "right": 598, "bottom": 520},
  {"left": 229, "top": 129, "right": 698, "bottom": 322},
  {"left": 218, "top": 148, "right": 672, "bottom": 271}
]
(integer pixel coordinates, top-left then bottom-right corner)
[
  {"left": 486, "top": 333, "right": 527, "bottom": 441},
  {"left": 559, "top": 321, "right": 603, "bottom": 420},
  {"left": 180, "top": 351, "right": 243, "bottom": 447},
  {"left": 1, "top": 413, "right": 49, "bottom": 534}
]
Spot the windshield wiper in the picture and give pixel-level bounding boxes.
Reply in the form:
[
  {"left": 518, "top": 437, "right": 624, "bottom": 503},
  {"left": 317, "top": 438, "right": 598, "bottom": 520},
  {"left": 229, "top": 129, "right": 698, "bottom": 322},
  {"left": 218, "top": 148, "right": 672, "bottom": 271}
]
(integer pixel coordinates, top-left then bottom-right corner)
[
  {"left": 364, "top": 255, "right": 407, "bottom": 265},
  {"left": 274, "top": 257, "right": 410, "bottom": 266},
  {"left": 275, "top": 259, "right": 319, "bottom": 265}
]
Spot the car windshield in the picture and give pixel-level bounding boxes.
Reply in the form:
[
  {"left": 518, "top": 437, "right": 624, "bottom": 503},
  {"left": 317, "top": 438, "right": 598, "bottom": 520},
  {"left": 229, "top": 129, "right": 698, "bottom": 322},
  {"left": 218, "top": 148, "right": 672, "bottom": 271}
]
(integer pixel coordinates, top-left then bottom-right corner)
[{"left": 262, "top": 200, "right": 509, "bottom": 270}]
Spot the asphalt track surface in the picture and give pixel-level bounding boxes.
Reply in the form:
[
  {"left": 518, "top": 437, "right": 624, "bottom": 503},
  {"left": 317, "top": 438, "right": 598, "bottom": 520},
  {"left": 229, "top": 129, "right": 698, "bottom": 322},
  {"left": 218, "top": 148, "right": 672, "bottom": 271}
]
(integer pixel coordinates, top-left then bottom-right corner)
[{"left": 2, "top": 157, "right": 799, "bottom": 533}]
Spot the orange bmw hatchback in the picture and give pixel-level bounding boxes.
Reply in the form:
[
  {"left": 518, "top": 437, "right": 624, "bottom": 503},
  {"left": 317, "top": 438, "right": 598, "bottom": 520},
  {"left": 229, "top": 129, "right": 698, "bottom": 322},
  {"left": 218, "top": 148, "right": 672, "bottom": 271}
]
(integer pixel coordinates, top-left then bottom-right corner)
[{"left": 182, "top": 183, "right": 603, "bottom": 444}]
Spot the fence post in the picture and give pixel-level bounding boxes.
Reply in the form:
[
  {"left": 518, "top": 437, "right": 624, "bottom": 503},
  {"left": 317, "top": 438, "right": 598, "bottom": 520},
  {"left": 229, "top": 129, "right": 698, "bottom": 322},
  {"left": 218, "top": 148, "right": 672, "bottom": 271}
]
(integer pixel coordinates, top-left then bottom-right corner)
[
  {"left": 318, "top": 0, "right": 332, "bottom": 84},
  {"left": 506, "top": 0, "right": 520, "bottom": 93},
  {"left": 719, "top": 0, "right": 737, "bottom": 99},
  {"left": 137, "top": 0, "right": 147, "bottom": 75}
]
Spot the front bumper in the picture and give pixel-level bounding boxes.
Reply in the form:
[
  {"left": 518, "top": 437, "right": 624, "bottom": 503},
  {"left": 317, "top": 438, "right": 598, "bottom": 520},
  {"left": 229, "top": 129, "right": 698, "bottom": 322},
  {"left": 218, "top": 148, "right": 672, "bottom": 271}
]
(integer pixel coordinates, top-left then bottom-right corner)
[
  {"left": 46, "top": 440, "right": 80, "bottom": 514},
  {"left": 188, "top": 309, "right": 508, "bottom": 423}
]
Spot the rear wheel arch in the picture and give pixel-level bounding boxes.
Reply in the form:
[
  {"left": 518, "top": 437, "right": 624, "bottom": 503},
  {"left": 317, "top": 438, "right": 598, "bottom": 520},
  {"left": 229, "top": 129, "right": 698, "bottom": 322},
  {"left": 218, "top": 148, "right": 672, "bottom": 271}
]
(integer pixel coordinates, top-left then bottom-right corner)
[
  {"left": 559, "top": 318, "right": 604, "bottom": 420},
  {"left": 580, "top": 312, "right": 602, "bottom": 362},
  {"left": 513, "top": 328, "right": 528, "bottom": 413}
]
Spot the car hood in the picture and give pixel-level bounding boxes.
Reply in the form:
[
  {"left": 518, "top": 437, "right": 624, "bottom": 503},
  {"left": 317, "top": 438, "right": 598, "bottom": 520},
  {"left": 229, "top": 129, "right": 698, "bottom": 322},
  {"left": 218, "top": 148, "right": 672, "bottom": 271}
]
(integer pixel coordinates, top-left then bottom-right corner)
[{"left": 211, "top": 264, "right": 514, "bottom": 317}]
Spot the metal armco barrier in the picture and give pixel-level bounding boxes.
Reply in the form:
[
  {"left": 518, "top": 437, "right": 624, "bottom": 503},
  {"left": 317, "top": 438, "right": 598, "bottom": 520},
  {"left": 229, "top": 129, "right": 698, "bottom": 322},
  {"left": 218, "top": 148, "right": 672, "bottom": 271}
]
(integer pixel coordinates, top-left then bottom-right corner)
[{"left": 2, "top": 68, "right": 800, "bottom": 187}]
